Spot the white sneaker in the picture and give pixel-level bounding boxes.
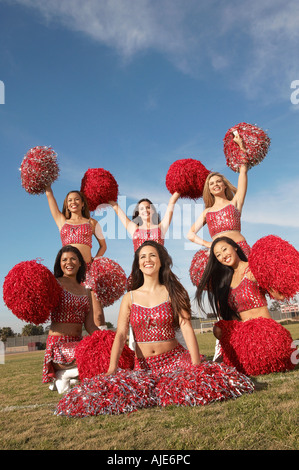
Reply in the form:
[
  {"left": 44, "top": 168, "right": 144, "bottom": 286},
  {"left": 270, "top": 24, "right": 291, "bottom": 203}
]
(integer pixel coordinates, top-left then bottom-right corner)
[
  {"left": 70, "top": 378, "right": 79, "bottom": 386},
  {"left": 213, "top": 339, "right": 222, "bottom": 362},
  {"left": 55, "top": 367, "right": 79, "bottom": 394},
  {"left": 49, "top": 381, "right": 57, "bottom": 391}
]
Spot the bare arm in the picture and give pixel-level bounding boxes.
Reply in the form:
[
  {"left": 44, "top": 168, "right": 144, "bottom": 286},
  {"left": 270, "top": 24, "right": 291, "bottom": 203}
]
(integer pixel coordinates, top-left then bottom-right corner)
[
  {"left": 106, "top": 293, "right": 131, "bottom": 375},
  {"left": 45, "top": 185, "right": 65, "bottom": 230},
  {"left": 159, "top": 192, "right": 180, "bottom": 236},
  {"left": 187, "top": 209, "right": 211, "bottom": 248},
  {"left": 179, "top": 312, "right": 201, "bottom": 365},
  {"left": 109, "top": 200, "right": 137, "bottom": 237},
  {"left": 248, "top": 270, "right": 285, "bottom": 301},
  {"left": 267, "top": 289, "right": 285, "bottom": 301},
  {"left": 90, "top": 219, "right": 107, "bottom": 257},
  {"left": 231, "top": 131, "right": 248, "bottom": 212},
  {"left": 232, "top": 164, "right": 248, "bottom": 212},
  {"left": 84, "top": 291, "right": 100, "bottom": 335}
]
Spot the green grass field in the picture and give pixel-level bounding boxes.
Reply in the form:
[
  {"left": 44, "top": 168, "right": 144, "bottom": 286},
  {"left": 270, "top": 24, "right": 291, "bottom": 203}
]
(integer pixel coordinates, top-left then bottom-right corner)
[{"left": 0, "top": 325, "right": 298, "bottom": 451}]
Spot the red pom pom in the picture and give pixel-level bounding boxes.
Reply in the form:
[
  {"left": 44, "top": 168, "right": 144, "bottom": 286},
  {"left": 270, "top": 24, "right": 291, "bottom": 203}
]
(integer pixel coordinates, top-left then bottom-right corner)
[
  {"left": 80, "top": 168, "right": 118, "bottom": 211},
  {"left": 217, "top": 318, "right": 296, "bottom": 375},
  {"left": 166, "top": 159, "right": 210, "bottom": 199},
  {"left": 88, "top": 257, "right": 127, "bottom": 307},
  {"left": 156, "top": 362, "right": 254, "bottom": 406},
  {"left": 3, "top": 260, "right": 62, "bottom": 324},
  {"left": 223, "top": 123, "right": 271, "bottom": 172},
  {"left": 20, "top": 146, "right": 59, "bottom": 194},
  {"left": 75, "top": 330, "right": 134, "bottom": 380},
  {"left": 55, "top": 369, "right": 157, "bottom": 416},
  {"left": 189, "top": 249, "right": 209, "bottom": 288},
  {"left": 248, "top": 235, "right": 299, "bottom": 299}
]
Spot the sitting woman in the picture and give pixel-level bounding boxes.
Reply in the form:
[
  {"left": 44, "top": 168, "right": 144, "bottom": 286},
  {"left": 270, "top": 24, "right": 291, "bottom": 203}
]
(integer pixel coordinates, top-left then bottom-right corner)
[
  {"left": 196, "top": 236, "right": 296, "bottom": 376},
  {"left": 45, "top": 185, "right": 106, "bottom": 326},
  {"left": 55, "top": 241, "right": 254, "bottom": 417},
  {"left": 42, "top": 245, "right": 98, "bottom": 393}
]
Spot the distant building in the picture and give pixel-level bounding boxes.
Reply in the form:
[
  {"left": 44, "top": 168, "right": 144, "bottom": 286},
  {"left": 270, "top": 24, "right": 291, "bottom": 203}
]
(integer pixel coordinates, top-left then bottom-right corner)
[{"left": 280, "top": 303, "right": 299, "bottom": 317}]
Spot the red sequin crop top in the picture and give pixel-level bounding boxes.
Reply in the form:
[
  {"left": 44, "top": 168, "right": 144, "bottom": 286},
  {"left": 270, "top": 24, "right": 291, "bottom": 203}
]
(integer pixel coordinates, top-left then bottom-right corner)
[
  {"left": 228, "top": 269, "right": 267, "bottom": 314},
  {"left": 130, "top": 300, "right": 176, "bottom": 343},
  {"left": 51, "top": 288, "right": 90, "bottom": 324},
  {"left": 206, "top": 204, "right": 241, "bottom": 238},
  {"left": 60, "top": 222, "right": 93, "bottom": 248},
  {"left": 132, "top": 227, "right": 164, "bottom": 252}
]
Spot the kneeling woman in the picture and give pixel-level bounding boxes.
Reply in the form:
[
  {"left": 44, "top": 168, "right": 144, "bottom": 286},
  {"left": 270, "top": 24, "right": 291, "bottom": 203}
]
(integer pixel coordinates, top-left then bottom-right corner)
[
  {"left": 42, "top": 245, "right": 98, "bottom": 393},
  {"left": 55, "top": 241, "right": 254, "bottom": 417},
  {"left": 196, "top": 236, "right": 296, "bottom": 376}
]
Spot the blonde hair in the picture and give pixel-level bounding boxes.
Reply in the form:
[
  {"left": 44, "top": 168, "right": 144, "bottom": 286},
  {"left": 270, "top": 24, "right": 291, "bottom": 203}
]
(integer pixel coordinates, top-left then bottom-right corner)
[
  {"left": 62, "top": 191, "right": 91, "bottom": 219},
  {"left": 203, "top": 172, "right": 237, "bottom": 208}
]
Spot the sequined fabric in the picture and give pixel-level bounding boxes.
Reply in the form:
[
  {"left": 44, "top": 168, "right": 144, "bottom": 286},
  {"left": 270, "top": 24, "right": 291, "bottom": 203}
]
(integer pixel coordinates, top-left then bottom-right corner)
[
  {"left": 60, "top": 222, "right": 93, "bottom": 248},
  {"left": 206, "top": 204, "right": 241, "bottom": 238},
  {"left": 42, "top": 334, "right": 82, "bottom": 383},
  {"left": 215, "top": 318, "right": 296, "bottom": 375},
  {"left": 228, "top": 269, "right": 267, "bottom": 314},
  {"left": 130, "top": 301, "right": 176, "bottom": 343},
  {"left": 54, "top": 344, "right": 255, "bottom": 416},
  {"left": 51, "top": 288, "right": 90, "bottom": 324},
  {"left": 237, "top": 240, "right": 251, "bottom": 257},
  {"left": 132, "top": 227, "right": 164, "bottom": 252},
  {"left": 134, "top": 344, "right": 190, "bottom": 373}
]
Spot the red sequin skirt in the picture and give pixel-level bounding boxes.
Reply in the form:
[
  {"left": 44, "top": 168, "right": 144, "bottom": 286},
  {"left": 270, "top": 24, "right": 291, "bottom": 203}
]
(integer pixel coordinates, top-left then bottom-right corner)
[
  {"left": 55, "top": 344, "right": 254, "bottom": 417},
  {"left": 215, "top": 317, "right": 296, "bottom": 376},
  {"left": 42, "top": 335, "right": 82, "bottom": 383}
]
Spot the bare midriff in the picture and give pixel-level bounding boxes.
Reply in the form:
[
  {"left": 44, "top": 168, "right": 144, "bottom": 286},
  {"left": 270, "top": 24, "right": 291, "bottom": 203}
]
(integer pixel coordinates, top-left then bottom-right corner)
[{"left": 135, "top": 338, "right": 178, "bottom": 358}]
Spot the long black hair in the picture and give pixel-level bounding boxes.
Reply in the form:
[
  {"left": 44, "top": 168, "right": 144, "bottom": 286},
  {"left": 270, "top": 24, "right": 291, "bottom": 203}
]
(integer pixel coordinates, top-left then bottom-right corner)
[
  {"left": 132, "top": 198, "right": 161, "bottom": 226},
  {"left": 53, "top": 245, "right": 86, "bottom": 284},
  {"left": 131, "top": 240, "right": 191, "bottom": 329},
  {"left": 196, "top": 236, "right": 248, "bottom": 320}
]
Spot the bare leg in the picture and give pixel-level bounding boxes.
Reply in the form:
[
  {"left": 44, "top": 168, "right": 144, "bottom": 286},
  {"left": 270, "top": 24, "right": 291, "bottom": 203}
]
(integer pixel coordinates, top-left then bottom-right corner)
[
  {"left": 212, "top": 325, "right": 223, "bottom": 362},
  {"left": 213, "top": 325, "right": 222, "bottom": 340}
]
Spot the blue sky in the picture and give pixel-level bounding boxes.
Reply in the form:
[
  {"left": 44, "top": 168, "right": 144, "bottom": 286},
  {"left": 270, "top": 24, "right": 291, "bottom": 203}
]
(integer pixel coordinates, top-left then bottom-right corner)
[{"left": 1, "top": 0, "right": 299, "bottom": 333}]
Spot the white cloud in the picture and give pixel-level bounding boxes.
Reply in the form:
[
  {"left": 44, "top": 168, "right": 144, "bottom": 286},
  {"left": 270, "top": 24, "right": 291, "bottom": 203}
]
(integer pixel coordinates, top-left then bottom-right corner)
[
  {"left": 10, "top": 0, "right": 197, "bottom": 63},
  {"left": 6, "top": 0, "right": 299, "bottom": 99},
  {"left": 243, "top": 178, "right": 299, "bottom": 228}
]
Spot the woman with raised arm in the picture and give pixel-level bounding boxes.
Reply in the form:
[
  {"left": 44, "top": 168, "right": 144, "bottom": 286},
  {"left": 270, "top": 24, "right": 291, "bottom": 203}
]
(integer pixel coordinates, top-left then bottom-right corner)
[
  {"left": 42, "top": 245, "right": 99, "bottom": 393},
  {"left": 55, "top": 241, "right": 254, "bottom": 417},
  {"left": 110, "top": 192, "right": 185, "bottom": 348},
  {"left": 187, "top": 133, "right": 250, "bottom": 256},
  {"left": 109, "top": 192, "right": 180, "bottom": 252},
  {"left": 45, "top": 185, "right": 106, "bottom": 326},
  {"left": 196, "top": 236, "right": 296, "bottom": 376}
]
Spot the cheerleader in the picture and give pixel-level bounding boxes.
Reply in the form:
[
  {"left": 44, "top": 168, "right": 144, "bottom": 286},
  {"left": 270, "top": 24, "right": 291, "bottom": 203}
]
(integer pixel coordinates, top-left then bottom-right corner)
[
  {"left": 187, "top": 132, "right": 250, "bottom": 256},
  {"left": 42, "top": 245, "right": 98, "bottom": 393},
  {"left": 45, "top": 185, "right": 106, "bottom": 326},
  {"left": 109, "top": 192, "right": 184, "bottom": 348},
  {"left": 196, "top": 236, "right": 296, "bottom": 376},
  {"left": 109, "top": 192, "right": 180, "bottom": 252},
  {"left": 55, "top": 241, "right": 254, "bottom": 417}
]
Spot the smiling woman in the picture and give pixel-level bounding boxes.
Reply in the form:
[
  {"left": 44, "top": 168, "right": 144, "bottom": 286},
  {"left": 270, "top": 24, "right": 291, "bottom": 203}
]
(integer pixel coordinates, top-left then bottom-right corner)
[
  {"left": 187, "top": 132, "right": 250, "bottom": 254},
  {"left": 195, "top": 236, "right": 296, "bottom": 376},
  {"left": 109, "top": 193, "right": 180, "bottom": 252},
  {"left": 54, "top": 241, "right": 254, "bottom": 417},
  {"left": 45, "top": 185, "right": 107, "bottom": 326},
  {"left": 42, "top": 245, "right": 99, "bottom": 393}
]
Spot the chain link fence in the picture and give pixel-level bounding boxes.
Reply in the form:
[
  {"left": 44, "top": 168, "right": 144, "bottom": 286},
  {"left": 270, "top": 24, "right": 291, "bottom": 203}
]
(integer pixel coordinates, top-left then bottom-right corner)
[{"left": 3, "top": 310, "right": 298, "bottom": 353}]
